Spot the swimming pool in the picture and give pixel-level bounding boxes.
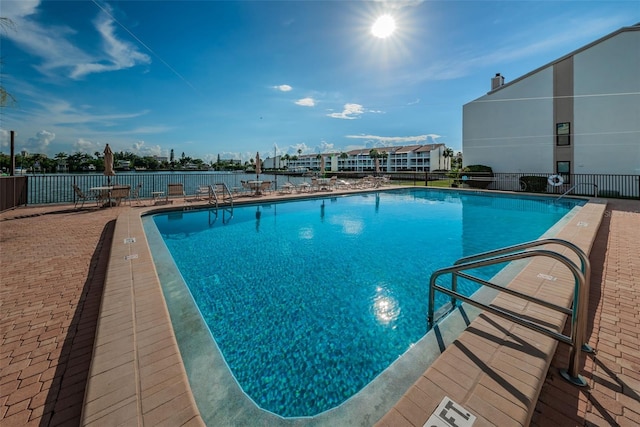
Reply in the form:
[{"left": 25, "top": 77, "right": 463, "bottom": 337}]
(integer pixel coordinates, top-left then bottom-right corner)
[{"left": 146, "top": 188, "right": 584, "bottom": 419}]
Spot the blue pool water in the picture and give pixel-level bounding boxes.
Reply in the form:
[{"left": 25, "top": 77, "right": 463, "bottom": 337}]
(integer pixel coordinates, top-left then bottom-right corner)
[{"left": 150, "top": 188, "right": 583, "bottom": 417}]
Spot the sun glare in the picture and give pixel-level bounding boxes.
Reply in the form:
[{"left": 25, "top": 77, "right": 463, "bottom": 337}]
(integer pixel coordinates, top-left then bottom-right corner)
[{"left": 371, "top": 14, "right": 396, "bottom": 39}]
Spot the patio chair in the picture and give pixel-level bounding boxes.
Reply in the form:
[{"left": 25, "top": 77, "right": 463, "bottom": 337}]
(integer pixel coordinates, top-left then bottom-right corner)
[
  {"left": 167, "top": 183, "right": 186, "bottom": 203},
  {"left": 130, "top": 183, "right": 143, "bottom": 205},
  {"left": 195, "top": 185, "right": 212, "bottom": 201},
  {"left": 111, "top": 185, "right": 131, "bottom": 206},
  {"left": 236, "top": 180, "right": 252, "bottom": 196},
  {"left": 72, "top": 184, "right": 95, "bottom": 209},
  {"left": 258, "top": 181, "right": 272, "bottom": 195}
]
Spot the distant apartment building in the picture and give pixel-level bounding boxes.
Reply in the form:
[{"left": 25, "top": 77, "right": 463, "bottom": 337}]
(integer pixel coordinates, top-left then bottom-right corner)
[
  {"left": 463, "top": 23, "right": 640, "bottom": 177},
  {"left": 273, "top": 144, "right": 446, "bottom": 173}
]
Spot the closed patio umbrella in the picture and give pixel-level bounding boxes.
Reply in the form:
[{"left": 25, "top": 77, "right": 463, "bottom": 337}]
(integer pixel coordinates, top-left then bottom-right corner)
[
  {"left": 255, "top": 152, "right": 261, "bottom": 180},
  {"left": 319, "top": 155, "right": 325, "bottom": 177},
  {"left": 103, "top": 143, "right": 115, "bottom": 185},
  {"left": 374, "top": 157, "right": 380, "bottom": 175}
]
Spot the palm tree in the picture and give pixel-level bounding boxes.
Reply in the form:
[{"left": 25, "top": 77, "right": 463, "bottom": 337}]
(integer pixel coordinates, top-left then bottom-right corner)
[
  {"left": 370, "top": 149, "right": 387, "bottom": 173},
  {"left": 0, "top": 18, "right": 16, "bottom": 107},
  {"left": 443, "top": 147, "right": 454, "bottom": 170}
]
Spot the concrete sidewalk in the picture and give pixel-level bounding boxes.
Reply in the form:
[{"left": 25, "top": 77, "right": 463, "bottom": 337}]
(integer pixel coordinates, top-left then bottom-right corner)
[{"left": 1, "top": 198, "right": 638, "bottom": 426}]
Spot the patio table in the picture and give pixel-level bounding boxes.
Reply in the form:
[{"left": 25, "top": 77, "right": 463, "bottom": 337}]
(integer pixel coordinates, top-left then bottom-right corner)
[
  {"left": 90, "top": 186, "right": 113, "bottom": 207},
  {"left": 248, "top": 180, "right": 263, "bottom": 196}
]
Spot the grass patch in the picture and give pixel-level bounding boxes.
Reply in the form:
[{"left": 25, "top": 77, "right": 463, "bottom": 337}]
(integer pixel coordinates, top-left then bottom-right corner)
[{"left": 427, "top": 179, "right": 454, "bottom": 188}]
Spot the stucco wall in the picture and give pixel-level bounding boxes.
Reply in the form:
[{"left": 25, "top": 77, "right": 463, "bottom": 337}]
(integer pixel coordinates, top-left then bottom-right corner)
[
  {"left": 463, "top": 68, "right": 554, "bottom": 173},
  {"left": 573, "top": 31, "right": 640, "bottom": 174},
  {"left": 463, "top": 27, "right": 639, "bottom": 176}
]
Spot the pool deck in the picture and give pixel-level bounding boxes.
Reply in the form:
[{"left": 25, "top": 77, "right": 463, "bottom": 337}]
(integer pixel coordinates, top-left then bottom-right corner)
[{"left": 1, "top": 188, "right": 639, "bottom": 426}]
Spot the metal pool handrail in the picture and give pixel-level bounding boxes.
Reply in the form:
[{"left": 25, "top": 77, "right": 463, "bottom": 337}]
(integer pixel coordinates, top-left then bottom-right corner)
[
  {"left": 206, "top": 183, "right": 234, "bottom": 226},
  {"left": 557, "top": 182, "right": 599, "bottom": 200},
  {"left": 207, "top": 182, "right": 234, "bottom": 209},
  {"left": 451, "top": 238, "right": 593, "bottom": 353},
  {"left": 427, "top": 238, "right": 590, "bottom": 387}
]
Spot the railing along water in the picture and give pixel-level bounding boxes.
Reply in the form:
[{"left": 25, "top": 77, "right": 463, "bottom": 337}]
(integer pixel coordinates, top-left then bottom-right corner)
[
  {"left": 427, "top": 238, "right": 591, "bottom": 387},
  {"left": 24, "top": 172, "right": 307, "bottom": 205}
]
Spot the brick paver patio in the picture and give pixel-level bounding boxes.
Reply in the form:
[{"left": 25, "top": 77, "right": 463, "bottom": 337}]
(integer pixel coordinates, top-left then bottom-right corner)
[
  {"left": 1, "top": 196, "right": 638, "bottom": 426},
  {"left": 531, "top": 199, "right": 640, "bottom": 427}
]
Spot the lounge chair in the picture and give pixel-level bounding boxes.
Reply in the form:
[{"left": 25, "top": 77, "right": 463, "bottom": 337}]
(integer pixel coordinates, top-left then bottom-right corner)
[
  {"left": 278, "top": 182, "right": 295, "bottom": 194},
  {"left": 329, "top": 176, "right": 337, "bottom": 190},
  {"left": 167, "top": 183, "right": 186, "bottom": 203},
  {"left": 310, "top": 177, "right": 319, "bottom": 192},
  {"left": 297, "top": 182, "right": 311, "bottom": 193}
]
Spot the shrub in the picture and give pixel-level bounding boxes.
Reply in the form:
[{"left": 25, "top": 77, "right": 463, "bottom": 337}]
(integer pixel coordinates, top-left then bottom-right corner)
[{"left": 519, "top": 176, "right": 548, "bottom": 193}]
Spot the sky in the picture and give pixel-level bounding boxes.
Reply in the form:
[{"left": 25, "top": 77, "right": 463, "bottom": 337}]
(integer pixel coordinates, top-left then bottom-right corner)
[{"left": 1, "top": 1, "right": 638, "bottom": 164}]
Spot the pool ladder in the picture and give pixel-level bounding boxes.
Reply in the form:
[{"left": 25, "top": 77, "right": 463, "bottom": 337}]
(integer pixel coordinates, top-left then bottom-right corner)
[
  {"left": 204, "top": 183, "right": 234, "bottom": 225},
  {"left": 204, "top": 183, "right": 234, "bottom": 209},
  {"left": 427, "top": 238, "right": 593, "bottom": 387}
]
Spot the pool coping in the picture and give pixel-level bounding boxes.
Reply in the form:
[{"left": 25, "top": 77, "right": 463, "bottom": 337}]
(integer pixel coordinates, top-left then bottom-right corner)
[{"left": 80, "top": 188, "right": 606, "bottom": 426}]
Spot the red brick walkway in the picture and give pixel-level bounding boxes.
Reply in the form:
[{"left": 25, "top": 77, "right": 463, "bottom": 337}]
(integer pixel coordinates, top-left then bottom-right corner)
[
  {"left": 532, "top": 199, "right": 640, "bottom": 427},
  {"left": 1, "top": 198, "right": 639, "bottom": 426},
  {"left": 1, "top": 206, "right": 120, "bottom": 426}
]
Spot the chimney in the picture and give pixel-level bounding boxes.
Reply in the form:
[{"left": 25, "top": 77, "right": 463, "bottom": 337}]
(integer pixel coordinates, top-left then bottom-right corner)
[{"left": 491, "top": 73, "right": 504, "bottom": 90}]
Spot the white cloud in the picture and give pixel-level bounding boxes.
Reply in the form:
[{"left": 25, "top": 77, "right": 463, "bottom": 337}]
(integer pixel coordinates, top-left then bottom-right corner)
[
  {"left": 318, "top": 140, "right": 335, "bottom": 153},
  {"left": 288, "top": 143, "right": 311, "bottom": 155},
  {"left": 274, "top": 84, "right": 292, "bottom": 92},
  {"left": 27, "top": 130, "right": 56, "bottom": 152},
  {"left": 72, "top": 137, "right": 98, "bottom": 154},
  {"left": 70, "top": 5, "right": 151, "bottom": 79},
  {"left": 295, "top": 97, "right": 316, "bottom": 107},
  {"left": 0, "top": 129, "right": 10, "bottom": 148},
  {"left": 327, "top": 103, "right": 364, "bottom": 120},
  {"left": 3, "top": 0, "right": 150, "bottom": 80},
  {"left": 346, "top": 133, "right": 441, "bottom": 145},
  {"left": 131, "top": 141, "right": 163, "bottom": 157}
]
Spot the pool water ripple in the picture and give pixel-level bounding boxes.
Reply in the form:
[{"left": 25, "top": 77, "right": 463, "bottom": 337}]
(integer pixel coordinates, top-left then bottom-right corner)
[{"left": 151, "top": 189, "right": 583, "bottom": 417}]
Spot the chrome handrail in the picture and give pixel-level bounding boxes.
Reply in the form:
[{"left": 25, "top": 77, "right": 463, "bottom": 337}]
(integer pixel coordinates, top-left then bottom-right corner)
[
  {"left": 207, "top": 183, "right": 234, "bottom": 208},
  {"left": 556, "top": 182, "right": 598, "bottom": 200},
  {"left": 450, "top": 238, "right": 592, "bottom": 352},
  {"left": 427, "top": 238, "right": 590, "bottom": 387},
  {"left": 206, "top": 183, "right": 234, "bottom": 225}
]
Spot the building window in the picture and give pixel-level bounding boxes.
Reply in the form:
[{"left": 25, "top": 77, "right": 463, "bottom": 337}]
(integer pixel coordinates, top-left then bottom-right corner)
[
  {"left": 556, "top": 122, "right": 570, "bottom": 146},
  {"left": 557, "top": 161, "right": 571, "bottom": 184}
]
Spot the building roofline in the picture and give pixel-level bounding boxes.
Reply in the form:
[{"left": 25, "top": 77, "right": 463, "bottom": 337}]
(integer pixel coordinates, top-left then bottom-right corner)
[{"left": 479, "top": 23, "right": 639, "bottom": 99}]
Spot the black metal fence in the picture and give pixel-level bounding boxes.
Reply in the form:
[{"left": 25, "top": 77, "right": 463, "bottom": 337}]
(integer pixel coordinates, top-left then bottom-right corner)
[
  {"left": 426, "top": 172, "right": 639, "bottom": 199},
  {"left": 4, "top": 171, "right": 637, "bottom": 209}
]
